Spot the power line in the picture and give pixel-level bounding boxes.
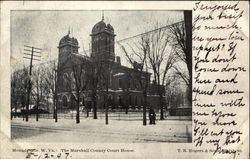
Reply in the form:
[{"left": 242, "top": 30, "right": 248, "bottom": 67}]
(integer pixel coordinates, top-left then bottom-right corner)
[
  {"left": 118, "top": 21, "right": 183, "bottom": 43},
  {"left": 14, "top": 21, "right": 184, "bottom": 72},
  {"left": 78, "top": 20, "right": 184, "bottom": 55}
]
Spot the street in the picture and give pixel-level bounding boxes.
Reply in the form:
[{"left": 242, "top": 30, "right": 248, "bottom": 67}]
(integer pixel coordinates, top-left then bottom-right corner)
[{"left": 11, "top": 117, "right": 192, "bottom": 143}]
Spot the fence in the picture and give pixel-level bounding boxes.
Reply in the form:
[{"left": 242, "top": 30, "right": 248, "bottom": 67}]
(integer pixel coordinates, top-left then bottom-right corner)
[{"left": 26, "top": 110, "right": 191, "bottom": 121}]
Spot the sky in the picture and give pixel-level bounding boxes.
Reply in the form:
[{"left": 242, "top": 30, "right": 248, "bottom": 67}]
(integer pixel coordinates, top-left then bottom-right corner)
[{"left": 11, "top": 10, "right": 184, "bottom": 68}]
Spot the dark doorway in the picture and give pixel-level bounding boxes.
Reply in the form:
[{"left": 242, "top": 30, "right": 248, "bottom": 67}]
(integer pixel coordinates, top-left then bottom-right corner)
[
  {"left": 62, "top": 96, "right": 67, "bottom": 109},
  {"left": 70, "top": 95, "right": 77, "bottom": 110}
]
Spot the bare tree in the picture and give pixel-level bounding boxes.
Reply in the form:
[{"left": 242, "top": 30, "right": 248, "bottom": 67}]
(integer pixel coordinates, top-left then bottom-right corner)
[
  {"left": 11, "top": 67, "right": 26, "bottom": 119},
  {"left": 169, "top": 11, "right": 192, "bottom": 105},
  {"left": 11, "top": 65, "right": 30, "bottom": 120},
  {"left": 121, "top": 69, "right": 134, "bottom": 114},
  {"left": 67, "top": 56, "right": 90, "bottom": 124},
  {"left": 165, "top": 74, "right": 179, "bottom": 110},
  {"left": 145, "top": 25, "right": 178, "bottom": 120},
  {"left": 119, "top": 35, "right": 150, "bottom": 126},
  {"left": 99, "top": 59, "right": 114, "bottom": 125},
  {"left": 11, "top": 70, "right": 19, "bottom": 119},
  {"left": 88, "top": 56, "right": 105, "bottom": 119},
  {"left": 79, "top": 50, "right": 106, "bottom": 120},
  {"left": 43, "top": 61, "right": 58, "bottom": 122},
  {"left": 32, "top": 66, "right": 47, "bottom": 121}
]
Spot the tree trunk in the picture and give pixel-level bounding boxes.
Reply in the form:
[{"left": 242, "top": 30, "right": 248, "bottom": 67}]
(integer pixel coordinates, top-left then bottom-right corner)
[
  {"left": 184, "top": 10, "right": 192, "bottom": 86},
  {"left": 26, "top": 82, "right": 31, "bottom": 122},
  {"left": 184, "top": 10, "right": 192, "bottom": 108},
  {"left": 105, "top": 93, "right": 108, "bottom": 125},
  {"left": 54, "top": 68, "right": 58, "bottom": 122},
  {"left": 86, "top": 108, "right": 89, "bottom": 117},
  {"left": 92, "top": 92, "right": 97, "bottom": 119},
  {"left": 157, "top": 84, "right": 164, "bottom": 120},
  {"left": 14, "top": 105, "right": 17, "bottom": 118},
  {"left": 53, "top": 96, "right": 58, "bottom": 122},
  {"left": 105, "top": 78, "right": 109, "bottom": 125},
  {"left": 159, "top": 94, "right": 164, "bottom": 120},
  {"left": 11, "top": 110, "right": 13, "bottom": 120},
  {"left": 36, "top": 95, "right": 39, "bottom": 122},
  {"left": 36, "top": 105, "right": 39, "bottom": 121},
  {"left": 76, "top": 97, "right": 80, "bottom": 124},
  {"left": 155, "top": 73, "right": 164, "bottom": 120},
  {"left": 53, "top": 98, "right": 56, "bottom": 119},
  {"left": 143, "top": 92, "right": 147, "bottom": 126},
  {"left": 125, "top": 95, "right": 128, "bottom": 114}
]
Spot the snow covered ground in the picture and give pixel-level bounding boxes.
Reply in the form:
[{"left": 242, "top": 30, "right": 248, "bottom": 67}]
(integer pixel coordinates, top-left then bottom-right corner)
[{"left": 11, "top": 117, "right": 192, "bottom": 143}]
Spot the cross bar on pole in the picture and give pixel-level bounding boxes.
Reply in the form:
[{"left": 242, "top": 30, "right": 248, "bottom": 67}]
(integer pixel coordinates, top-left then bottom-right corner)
[
  {"left": 24, "top": 49, "right": 42, "bottom": 54},
  {"left": 24, "top": 45, "right": 43, "bottom": 51}
]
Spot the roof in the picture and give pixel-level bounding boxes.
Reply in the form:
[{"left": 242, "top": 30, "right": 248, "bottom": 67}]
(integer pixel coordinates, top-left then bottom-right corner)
[
  {"left": 58, "top": 34, "right": 79, "bottom": 47},
  {"left": 91, "top": 20, "right": 114, "bottom": 35}
]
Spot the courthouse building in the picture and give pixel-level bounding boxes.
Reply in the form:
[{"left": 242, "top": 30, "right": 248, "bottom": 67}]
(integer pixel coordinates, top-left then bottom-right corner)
[{"left": 56, "top": 17, "right": 165, "bottom": 111}]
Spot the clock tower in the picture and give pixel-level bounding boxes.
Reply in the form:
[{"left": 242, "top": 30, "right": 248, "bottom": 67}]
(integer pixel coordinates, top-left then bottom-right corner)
[
  {"left": 90, "top": 16, "right": 115, "bottom": 61},
  {"left": 58, "top": 29, "right": 79, "bottom": 68}
]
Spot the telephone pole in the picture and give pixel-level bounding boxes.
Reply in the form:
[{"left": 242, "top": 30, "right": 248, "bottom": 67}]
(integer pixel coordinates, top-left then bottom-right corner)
[
  {"left": 23, "top": 45, "right": 42, "bottom": 122},
  {"left": 54, "top": 68, "right": 58, "bottom": 123}
]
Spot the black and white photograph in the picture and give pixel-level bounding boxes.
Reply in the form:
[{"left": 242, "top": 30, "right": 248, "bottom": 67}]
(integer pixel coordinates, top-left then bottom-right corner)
[{"left": 10, "top": 10, "right": 192, "bottom": 143}]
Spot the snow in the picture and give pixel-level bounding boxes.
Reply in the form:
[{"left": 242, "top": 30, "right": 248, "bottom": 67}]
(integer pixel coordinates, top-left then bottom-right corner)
[{"left": 11, "top": 117, "right": 192, "bottom": 143}]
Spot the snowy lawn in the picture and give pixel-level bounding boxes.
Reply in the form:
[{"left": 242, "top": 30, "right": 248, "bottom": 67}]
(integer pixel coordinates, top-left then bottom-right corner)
[{"left": 11, "top": 117, "right": 192, "bottom": 143}]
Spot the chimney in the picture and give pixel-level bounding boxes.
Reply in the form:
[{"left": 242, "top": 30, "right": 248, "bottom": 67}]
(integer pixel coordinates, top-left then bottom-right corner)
[{"left": 116, "top": 56, "right": 121, "bottom": 65}]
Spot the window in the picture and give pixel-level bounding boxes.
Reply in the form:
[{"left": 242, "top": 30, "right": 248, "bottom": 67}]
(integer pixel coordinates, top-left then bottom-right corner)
[
  {"left": 134, "top": 80, "right": 137, "bottom": 89},
  {"left": 63, "top": 73, "right": 68, "bottom": 87},
  {"left": 70, "top": 72, "right": 76, "bottom": 89},
  {"left": 128, "top": 79, "right": 130, "bottom": 88},
  {"left": 108, "top": 95, "right": 112, "bottom": 106},
  {"left": 118, "top": 79, "right": 122, "bottom": 89}
]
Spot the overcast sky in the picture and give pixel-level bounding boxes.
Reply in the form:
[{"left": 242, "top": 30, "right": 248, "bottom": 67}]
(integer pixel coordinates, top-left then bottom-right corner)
[{"left": 11, "top": 10, "right": 184, "bottom": 68}]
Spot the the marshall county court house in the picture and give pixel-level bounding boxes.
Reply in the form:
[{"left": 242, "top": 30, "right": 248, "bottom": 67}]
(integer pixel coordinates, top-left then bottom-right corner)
[{"left": 56, "top": 18, "right": 166, "bottom": 112}]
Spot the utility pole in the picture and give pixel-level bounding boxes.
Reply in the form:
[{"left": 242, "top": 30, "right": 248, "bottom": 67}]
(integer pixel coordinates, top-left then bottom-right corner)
[
  {"left": 54, "top": 68, "right": 58, "bottom": 122},
  {"left": 23, "top": 45, "right": 42, "bottom": 122}
]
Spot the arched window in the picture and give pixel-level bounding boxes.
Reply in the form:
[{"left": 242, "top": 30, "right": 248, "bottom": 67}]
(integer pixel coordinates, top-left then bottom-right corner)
[
  {"left": 80, "top": 70, "right": 86, "bottom": 86},
  {"left": 134, "top": 80, "right": 137, "bottom": 89},
  {"left": 70, "top": 72, "right": 76, "bottom": 89},
  {"left": 118, "top": 79, "right": 122, "bottom": 88},
  {"left": 63, "top": 73, "right": 68, "bottom": 87},
  {"left": 106, "top": 37, "right": 109, "bottom": 52}
]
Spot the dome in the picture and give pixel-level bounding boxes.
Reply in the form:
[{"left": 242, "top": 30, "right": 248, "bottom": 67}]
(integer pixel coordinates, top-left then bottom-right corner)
[
  {"left": 107, "top": 24, "right": 114, "bottom": 31},
  {"left": 59, "top": 34, "right": 79, "bottom": 46},
  {"left": 91, "top": 20, "right": 114, "bottom": 34}
]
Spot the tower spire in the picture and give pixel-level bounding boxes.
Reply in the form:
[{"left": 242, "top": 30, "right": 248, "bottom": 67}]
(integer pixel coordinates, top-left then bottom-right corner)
[
  {"left": 102, "top": 10, "right": 104, "bottom": 21},
  {"left": 68, "top": 26, "right": 70, "bottom": 35}
]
